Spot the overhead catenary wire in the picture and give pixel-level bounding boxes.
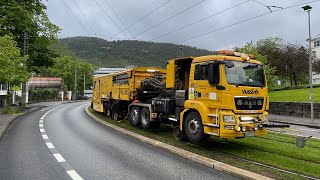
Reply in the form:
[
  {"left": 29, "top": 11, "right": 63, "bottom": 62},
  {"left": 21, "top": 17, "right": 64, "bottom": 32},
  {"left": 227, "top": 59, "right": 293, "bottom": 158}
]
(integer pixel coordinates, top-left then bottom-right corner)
[
  {"left": 111, "top": 0, "right": 174, "bottom": 39},
  {"left": 150, "top": 0, "right": 250, "bottom": 41},
  {"left": 70, "top": 0, "right": 97, "bottom": 35},
  {"left": 93, "top": 0, "right": 129, "bottom": 38},
  {"left": 176, "top": 0, "right": 320, "bottom": 44},
  {"left": 252, "top": 0, "right": 283, "bottom": 12},
  {"left": 59, "top": 0, "right": 91, "bottom": 35},
  {"left": 102, "top": 0, "right": 133, "bottom": 38},
  {"left": 132, "top": 0, "right": 207, "bottom": 39}
]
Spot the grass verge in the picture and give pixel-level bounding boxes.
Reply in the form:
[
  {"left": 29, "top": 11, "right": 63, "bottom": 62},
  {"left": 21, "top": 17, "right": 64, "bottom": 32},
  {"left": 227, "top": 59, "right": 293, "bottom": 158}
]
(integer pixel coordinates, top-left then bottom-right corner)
[
  {"left": 89, "top": 107, "right": 320, "bottom": 180},
  {"left": 269, "top": 88, "right": 320, "bottom": 102}
]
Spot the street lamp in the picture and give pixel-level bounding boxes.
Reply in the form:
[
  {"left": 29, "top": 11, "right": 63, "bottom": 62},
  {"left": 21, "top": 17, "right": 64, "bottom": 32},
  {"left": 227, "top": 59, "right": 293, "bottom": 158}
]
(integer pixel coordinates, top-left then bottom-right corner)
[{"left": 302, "top": 5, "right": 314, "bottom": 123}]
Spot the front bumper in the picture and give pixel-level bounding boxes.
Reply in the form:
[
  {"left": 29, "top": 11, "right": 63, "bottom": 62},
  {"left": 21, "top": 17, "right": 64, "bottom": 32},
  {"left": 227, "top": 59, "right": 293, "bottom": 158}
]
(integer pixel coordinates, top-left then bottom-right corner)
[{"left": 219, "top": 111, "right": 269, "bottom": 138}]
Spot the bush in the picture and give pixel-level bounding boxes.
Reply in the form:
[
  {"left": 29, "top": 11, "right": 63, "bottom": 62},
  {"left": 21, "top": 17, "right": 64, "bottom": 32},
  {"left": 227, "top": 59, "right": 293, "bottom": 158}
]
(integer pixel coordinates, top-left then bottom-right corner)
[
  {"left": 29, "top": 88, "right": 60, "bottom": 101},
  {"left": 2, "top": 106, "right": 21, "bottom": 114}
]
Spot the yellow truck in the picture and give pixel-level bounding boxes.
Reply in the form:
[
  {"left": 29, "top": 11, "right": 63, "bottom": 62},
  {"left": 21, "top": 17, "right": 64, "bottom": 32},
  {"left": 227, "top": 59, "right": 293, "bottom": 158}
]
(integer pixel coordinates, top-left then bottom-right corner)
[{"left": 92, "top": 50, "right": 269, "bottom": 142}]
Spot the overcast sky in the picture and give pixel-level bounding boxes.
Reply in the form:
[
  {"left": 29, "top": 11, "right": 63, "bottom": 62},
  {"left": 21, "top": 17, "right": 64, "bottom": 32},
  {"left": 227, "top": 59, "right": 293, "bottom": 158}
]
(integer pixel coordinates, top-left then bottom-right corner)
[{"left": 45, "top": 0, "right": 320, "bottom": 51}]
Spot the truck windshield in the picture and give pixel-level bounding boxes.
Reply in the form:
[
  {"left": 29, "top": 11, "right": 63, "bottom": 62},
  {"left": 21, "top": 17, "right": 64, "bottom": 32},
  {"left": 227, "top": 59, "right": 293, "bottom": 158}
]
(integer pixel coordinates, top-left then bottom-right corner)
[{"left": 224, "top": 61, "right": 265, "bottom": 87}]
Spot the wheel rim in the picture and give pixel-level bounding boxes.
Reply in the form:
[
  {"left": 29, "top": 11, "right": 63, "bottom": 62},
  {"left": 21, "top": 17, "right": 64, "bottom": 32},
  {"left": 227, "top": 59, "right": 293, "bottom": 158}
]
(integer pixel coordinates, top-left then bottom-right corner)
[
  {"left": 188, "top": 119, "right": 199, "bottom": 135},
  {"left": 131, "top": 109, "right": 138, "bottom": 122},
  {"left": 141, "top": 111, "right": 148, "bottom": 125},
  {"left": 113, "top": 112, "right": 118, "bottom": 120}
]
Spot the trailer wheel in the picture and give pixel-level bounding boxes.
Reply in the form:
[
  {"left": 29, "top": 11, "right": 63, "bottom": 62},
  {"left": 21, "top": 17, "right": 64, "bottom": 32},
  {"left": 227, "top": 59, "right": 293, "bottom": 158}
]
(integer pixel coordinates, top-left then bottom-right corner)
[
  {"left": 129, "top": 106, "right": 140, "bottom": 126},
  {"left": 140, "top": 107, "right": 151, "bottom": 129},
  {"left": 184, "top": 112, "right": 205, "bottom": 143}
]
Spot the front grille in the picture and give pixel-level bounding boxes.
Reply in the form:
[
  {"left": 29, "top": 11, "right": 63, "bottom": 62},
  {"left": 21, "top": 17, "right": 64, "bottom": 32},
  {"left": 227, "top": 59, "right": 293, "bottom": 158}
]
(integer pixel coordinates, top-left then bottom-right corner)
[{"left": 234, "top": 97, "right": 264, "bottom": 110}]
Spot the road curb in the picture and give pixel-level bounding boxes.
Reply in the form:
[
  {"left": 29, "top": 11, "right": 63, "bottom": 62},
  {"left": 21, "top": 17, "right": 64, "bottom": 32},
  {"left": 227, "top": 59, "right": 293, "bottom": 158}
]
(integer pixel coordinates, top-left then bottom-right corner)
[{"left": 85, "top": 107, "right": 272, "bottom": 180}]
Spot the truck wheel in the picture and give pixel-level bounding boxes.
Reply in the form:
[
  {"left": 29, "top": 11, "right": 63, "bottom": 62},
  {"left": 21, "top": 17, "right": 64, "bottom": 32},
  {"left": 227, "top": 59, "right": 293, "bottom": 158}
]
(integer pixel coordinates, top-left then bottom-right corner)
[
  {"left": 103, "top": 104, "right": 111, "bottom": 117},
  {"left": 184, "top": 112, "right": 205, "bottom": 143},
  {"left": 112, "top": 111, "right": 118, "bottom": 120},
  {"left": 140, "top": 107, "right": 151, "bottom": 129},
  {"left": 129, "top": 106, "right": 140, "bottom": 126},
  {"left": 173, "top": 126, "right": 185, "bottom": 141}
]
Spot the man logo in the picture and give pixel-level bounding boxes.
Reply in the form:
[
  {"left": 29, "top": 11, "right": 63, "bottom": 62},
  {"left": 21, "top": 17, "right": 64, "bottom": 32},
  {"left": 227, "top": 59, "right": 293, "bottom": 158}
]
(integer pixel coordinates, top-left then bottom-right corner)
[{"left": 242, "top": 89, "right": 259, "bottom": 94}]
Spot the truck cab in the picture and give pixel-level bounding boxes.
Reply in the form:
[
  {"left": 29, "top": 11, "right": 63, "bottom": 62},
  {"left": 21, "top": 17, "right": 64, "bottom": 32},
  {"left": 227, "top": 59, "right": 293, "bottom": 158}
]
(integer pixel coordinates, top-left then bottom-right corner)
[{"left": 167, "top": 50, "right": 269, "bottom": 142}]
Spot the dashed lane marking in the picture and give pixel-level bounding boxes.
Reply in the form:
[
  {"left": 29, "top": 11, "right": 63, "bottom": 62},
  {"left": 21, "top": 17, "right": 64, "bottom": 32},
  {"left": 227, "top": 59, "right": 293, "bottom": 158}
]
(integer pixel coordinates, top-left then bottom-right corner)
[
  {"left": 46, "top": 143, "right": 55, "bottom": 149},
  {"left": 53, "top": 153, "right": 66, "bottom": 162},
  {"left": 67, "top": 170, "right": 84, "bottom": 180},
  {"left": 39, "top": 106, "right": 84, "bottom": 180}
]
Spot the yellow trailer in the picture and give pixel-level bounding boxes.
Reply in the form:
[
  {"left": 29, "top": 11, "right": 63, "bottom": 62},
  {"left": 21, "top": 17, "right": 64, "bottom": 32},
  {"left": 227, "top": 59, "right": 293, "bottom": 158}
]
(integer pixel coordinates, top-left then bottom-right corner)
[{"left": 92, "top": 67, "right": 166, "bottom": 119}]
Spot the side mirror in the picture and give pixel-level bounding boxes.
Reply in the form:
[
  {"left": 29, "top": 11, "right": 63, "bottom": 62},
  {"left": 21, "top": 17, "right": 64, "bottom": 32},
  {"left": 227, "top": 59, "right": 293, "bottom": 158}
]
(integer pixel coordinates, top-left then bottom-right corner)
[
  {"left": 224, "top": 61, "right": 234, "bottom": 68},
  {"left": 208, "top": 63, "right": 219, "bottom": 85}
]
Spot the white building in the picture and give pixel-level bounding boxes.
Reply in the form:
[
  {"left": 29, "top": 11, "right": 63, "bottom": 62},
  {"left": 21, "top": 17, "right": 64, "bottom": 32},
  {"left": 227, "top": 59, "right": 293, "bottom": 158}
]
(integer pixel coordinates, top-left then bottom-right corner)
[
  {"left": 94, "top": 67, "right": 127, "bottom": 77},
  {"left": 311, "top": 36, "right": 320, "bottom": 84}
]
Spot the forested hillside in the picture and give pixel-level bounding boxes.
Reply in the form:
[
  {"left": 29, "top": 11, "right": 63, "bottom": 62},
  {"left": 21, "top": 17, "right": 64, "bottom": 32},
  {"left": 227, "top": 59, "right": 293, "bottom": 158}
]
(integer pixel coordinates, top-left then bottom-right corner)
[{"left": 59, "top": 37, "right": 213, "bottom": 68}]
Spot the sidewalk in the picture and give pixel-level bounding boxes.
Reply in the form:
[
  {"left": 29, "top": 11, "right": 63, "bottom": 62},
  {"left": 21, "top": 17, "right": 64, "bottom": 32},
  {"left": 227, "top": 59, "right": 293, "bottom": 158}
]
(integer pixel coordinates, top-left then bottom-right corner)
[
  {"left": 269, "top": 114, "right": 320, "bottom": 129},
  {"left": 0, "top": 113, "right": 21, "bottom": 140}
]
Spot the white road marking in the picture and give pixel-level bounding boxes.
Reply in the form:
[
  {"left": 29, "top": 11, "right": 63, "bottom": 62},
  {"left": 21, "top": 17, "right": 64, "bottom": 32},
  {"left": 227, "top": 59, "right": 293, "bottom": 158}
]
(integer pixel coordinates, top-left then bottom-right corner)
[
  {"left": 299, "top": 128, "right": 317, "bottom": 132},
  {"left": 53, "top": 153, "right": 66, "bottom": 162},
  {"left": 46, "top": 143, "right": 55, "bottom": 149},
  {"left": 67, "top": 170, "right": 83, "bottom": 180},
  {"left": 42, "top": 135, "right": 48, "bottom": 139},
  {"left": 39, "top": 105, "right": 84, "bottom": 180}
]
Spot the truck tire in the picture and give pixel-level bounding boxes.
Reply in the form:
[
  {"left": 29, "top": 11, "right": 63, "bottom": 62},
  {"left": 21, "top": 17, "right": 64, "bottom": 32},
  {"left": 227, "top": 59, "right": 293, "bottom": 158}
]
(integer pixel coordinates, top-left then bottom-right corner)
[
  {"left": 140, "top": 107, "right": 151, "bottom": 129},
  {"left": 184, "top": 112, "right": 205, "bottom": 143},
  {"left": 129, "top": 106, "right": 140, "bottom": 126},
  {"left": 103, "top": 104, "right": 111, "bottom": 117}
]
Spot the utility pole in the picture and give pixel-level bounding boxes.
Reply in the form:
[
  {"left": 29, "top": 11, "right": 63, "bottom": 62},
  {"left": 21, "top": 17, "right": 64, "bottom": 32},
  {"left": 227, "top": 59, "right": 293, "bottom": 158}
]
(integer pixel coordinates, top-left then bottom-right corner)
[
  {"left": 74, "top": 60, "right": 77, "bottom": 101},
  {"left": 83, "top": 74, "right": 86, "bottom": 95},
  {"left": 21, "top": 31, "right": 28, "bottom": 108},
  {"left": 302, "top": 5, "right": 314, "bottom": 123},
  {"left": 179, "top": 47, "right": 184, "bottom": 57}
]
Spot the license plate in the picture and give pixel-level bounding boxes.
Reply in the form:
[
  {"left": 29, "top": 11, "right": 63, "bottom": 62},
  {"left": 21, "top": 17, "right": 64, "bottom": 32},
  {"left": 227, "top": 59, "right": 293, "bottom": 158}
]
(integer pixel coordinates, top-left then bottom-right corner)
[{"left": 245, "top": 132, "right": 255, "bottom": 137}]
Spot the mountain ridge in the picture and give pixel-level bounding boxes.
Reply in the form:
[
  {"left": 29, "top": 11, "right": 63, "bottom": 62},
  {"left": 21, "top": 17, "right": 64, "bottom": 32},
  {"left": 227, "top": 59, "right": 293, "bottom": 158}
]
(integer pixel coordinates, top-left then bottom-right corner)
[{"left": 59, "top": 36, "right": 214, "bottom": 68}]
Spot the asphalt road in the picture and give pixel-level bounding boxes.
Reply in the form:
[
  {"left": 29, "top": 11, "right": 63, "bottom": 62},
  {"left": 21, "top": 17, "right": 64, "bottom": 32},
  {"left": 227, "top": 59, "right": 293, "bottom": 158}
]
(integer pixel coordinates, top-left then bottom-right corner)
[{"left": 0, "top": 101, "right": 237, "bottom": 180}]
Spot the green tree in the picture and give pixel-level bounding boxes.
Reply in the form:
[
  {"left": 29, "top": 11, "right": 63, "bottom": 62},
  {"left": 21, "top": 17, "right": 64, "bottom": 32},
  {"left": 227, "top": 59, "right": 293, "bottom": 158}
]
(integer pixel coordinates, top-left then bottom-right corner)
[
  {"left": 0, "top": 35, "right": 30, "bottom": 102},
  {"left": 239, "top": 42, "right": 278, "bottom": 90},
  {"left": 46, "top": 56, "right": 94, "bottom": 94},
  {"left": 280, "top": 43, "right": 308, "bottom": 87},
  {"left": 0, "top": 0, "right": 60, "bottom": 72},
  {"left": 256, "top": 38, "right": 309, "bottom": 87}
]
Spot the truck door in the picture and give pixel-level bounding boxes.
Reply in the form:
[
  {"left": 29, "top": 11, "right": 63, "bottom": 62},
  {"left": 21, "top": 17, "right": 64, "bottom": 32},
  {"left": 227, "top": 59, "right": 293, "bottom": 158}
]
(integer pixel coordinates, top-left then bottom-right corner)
[{"left": 191, "top": 62, "right": 222, "bottom": 108}]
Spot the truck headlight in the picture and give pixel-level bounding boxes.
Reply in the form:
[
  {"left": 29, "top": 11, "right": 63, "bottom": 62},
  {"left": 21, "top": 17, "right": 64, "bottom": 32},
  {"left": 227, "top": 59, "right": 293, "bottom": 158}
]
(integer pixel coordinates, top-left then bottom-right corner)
[
  {"left": 223, "top": 116, "right": 235, "bottom": 123},
  {"left": 262, "top": 115, "right": 268, "bottom": 123}
]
